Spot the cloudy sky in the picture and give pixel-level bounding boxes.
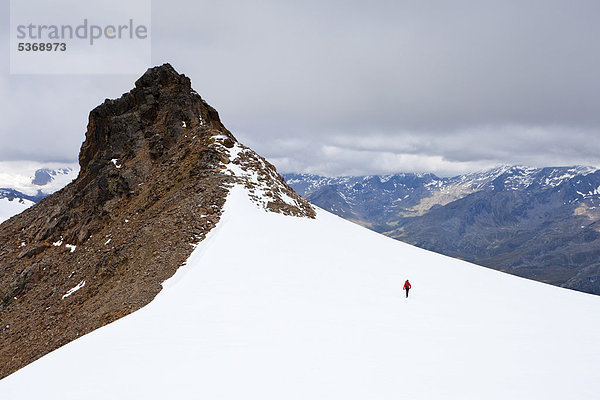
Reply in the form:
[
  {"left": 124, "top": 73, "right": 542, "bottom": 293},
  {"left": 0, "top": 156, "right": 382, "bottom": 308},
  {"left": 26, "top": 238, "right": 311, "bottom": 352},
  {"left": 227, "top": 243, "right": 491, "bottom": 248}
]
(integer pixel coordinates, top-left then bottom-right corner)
[{"left": 1, "top": 0, "right": 599, "bottom": 176}]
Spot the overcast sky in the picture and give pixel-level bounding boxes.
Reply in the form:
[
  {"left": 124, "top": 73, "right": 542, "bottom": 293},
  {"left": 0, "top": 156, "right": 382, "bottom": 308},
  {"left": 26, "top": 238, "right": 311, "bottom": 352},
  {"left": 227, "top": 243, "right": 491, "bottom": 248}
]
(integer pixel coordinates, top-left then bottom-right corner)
[{"left": 1, "top": 0, "right": 599, "bottom": 176}]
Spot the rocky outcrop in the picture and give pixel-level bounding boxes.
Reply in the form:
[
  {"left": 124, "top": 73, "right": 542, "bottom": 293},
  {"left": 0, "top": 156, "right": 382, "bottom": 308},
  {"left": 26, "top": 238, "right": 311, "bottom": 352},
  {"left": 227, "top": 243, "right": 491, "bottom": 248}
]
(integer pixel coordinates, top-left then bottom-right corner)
[{"left": 0, "top": 64, "right": 313, "bottom": 378}]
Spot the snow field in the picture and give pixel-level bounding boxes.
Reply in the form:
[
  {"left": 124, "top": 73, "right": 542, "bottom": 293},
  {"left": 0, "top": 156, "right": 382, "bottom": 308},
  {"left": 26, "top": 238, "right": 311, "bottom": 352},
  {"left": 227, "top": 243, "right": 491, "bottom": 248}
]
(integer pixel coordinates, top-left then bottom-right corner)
[
  {"left": 1, "top": 185, "right": 599, "bottom": 399},
  {"left": 0, "top": 197, "right": 34, "bottom": 224}
]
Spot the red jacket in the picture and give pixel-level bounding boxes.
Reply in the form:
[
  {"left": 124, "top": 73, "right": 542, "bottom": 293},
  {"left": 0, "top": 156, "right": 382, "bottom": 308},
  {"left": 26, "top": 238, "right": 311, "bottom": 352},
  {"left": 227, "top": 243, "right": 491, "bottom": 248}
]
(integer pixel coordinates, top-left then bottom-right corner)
[{"left": 403, "top": 280, "right": 411, "bottom": 289}]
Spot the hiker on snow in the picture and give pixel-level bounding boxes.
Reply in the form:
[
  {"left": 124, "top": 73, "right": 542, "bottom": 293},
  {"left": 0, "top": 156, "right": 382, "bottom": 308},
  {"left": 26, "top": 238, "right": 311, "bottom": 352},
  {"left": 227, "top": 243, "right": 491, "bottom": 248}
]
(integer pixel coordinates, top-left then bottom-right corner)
[{"left": 403, "top": 280, "right": 411, "bottom": 298}]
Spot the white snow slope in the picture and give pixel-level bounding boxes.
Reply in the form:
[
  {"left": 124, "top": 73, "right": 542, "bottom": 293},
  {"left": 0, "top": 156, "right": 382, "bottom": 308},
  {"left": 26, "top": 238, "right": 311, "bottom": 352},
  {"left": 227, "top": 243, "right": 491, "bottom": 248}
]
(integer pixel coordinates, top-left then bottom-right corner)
[
  {"left": 0, "top": 197, "right": 34, "bottom": 223},
  {"left": 1, "top": 185, "right": 599, "bottom": 399}
]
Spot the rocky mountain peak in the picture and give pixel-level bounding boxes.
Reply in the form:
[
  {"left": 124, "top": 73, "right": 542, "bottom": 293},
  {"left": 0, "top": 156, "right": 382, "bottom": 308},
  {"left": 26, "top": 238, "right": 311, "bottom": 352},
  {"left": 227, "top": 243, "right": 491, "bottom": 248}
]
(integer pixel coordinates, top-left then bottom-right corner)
[
  {"left": 79, "top": 63, "right": 220, "bottom": 177},
  {"left": 0, "top": 64, "right": 313, "bottom": 378},
  {"left": 134, "top": 63, "right": 190, "bottom": 89}
]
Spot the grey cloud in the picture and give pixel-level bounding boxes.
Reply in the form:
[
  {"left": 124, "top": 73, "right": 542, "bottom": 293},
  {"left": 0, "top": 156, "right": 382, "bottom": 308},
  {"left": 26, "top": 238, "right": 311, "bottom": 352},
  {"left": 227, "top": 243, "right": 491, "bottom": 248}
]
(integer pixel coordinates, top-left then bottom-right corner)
[
  {"left": 1, "top": 0, "right": 600, "bottom": 176},
  {"left": 151, "top": 0, "right": 600, "bottom": 130},
  {"left": 244, "top": 124, "right": 600, "bottom": 177}
]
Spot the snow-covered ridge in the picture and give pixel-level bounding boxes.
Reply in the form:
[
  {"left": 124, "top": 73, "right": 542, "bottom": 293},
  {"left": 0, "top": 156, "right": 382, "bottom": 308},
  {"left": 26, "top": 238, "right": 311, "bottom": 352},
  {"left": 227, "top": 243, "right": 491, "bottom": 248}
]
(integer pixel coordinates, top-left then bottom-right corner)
[
  {"left": 287, "top": 165, "right": 600, "bottom": 195},
  {"left": 286, "top": 165, "right": 600, "bottom": 215},
  {"left": 209, "top": 134, "right": 314, "bottom": 217},
  {"left": 1, "top": 184, "right": 599, "bottom": 399}
]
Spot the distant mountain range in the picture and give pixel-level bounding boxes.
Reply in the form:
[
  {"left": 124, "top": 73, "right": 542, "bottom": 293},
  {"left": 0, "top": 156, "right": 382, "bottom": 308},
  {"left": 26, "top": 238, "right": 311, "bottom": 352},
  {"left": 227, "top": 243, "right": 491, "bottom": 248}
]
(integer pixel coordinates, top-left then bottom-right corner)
[
  {"left": 0, "top": 165, "right": 77, "bottom": 223},
  {"left": 285, "top": 166, "right": 600, "bottom": 295}
]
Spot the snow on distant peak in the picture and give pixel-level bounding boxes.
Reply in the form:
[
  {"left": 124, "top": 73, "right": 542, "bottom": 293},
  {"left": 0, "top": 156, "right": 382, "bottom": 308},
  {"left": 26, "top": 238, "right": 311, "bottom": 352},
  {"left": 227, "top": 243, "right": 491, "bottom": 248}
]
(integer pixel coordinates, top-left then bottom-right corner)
[
  {"left": 501, "top": 166, "right": 537, "bottom": 190},
  {"left": 379, "top": 174, "right": 394, "bottom": 183},
  {"left": 0, "top": 162, "right": 79, "bottom": 222},
  {"left": 460, "top": 165, "right": 599, "bottom": 191},
  {"left": 0, "top": 161, "right": 79, "bottom": 197},
  {"left": 569, "top": 166, "right": 598, "bottom": 176},
  {"left": 538, "top": 166, "right": 597, "bottom": 188}
]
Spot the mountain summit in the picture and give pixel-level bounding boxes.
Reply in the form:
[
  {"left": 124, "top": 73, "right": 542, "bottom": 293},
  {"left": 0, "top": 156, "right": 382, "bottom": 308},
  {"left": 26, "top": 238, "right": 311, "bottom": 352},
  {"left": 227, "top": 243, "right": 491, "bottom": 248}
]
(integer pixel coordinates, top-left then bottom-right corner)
[{"left": 0, "top": 64, "right": 313, "bottom": 378}]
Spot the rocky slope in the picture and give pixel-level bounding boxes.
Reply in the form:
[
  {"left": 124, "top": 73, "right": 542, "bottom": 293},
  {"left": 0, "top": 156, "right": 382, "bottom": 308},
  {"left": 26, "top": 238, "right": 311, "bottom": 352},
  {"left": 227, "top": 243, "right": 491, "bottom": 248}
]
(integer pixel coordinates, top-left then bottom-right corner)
[
  {"left": 286, "top": 166, "right": 600, "bottom": 294},
  {"left": 0, "top": 64, "right": 313, "bottom": 379}
]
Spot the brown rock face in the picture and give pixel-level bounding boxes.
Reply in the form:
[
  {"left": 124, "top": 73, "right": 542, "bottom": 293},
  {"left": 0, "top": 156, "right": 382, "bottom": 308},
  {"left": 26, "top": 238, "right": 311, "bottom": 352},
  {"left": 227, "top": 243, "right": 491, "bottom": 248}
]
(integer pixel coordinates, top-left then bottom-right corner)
[{"left": 0, "top": 63, "right": 313, "bottom": 379}]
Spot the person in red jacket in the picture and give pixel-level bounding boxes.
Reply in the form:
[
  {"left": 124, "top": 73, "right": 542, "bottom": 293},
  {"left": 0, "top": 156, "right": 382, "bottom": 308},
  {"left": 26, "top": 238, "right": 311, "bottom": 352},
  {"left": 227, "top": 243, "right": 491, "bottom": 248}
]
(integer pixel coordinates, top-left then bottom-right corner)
[{"left": 403, "top": 280, "right": 411, "bottom": 298}]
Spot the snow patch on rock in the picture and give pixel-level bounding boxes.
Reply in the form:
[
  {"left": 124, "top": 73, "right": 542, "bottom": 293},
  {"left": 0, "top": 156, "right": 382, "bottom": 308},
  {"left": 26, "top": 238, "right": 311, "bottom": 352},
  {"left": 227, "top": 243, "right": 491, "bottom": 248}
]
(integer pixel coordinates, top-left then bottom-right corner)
[{"left": 62, "top": 281, "right": 85, "bottom": 299}]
